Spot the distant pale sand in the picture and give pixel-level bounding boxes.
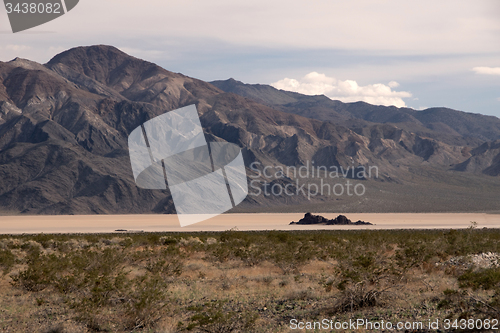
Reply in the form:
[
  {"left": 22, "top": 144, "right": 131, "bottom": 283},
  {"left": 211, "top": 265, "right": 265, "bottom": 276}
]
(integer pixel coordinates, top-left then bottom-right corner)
[{"left": 0, "top": 213, "right": 499, "bottom": 234}]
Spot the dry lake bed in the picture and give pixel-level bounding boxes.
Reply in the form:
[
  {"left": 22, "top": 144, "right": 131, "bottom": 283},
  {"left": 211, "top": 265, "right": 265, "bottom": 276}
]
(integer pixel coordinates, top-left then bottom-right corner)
[{"left": 0, "top": 213, "right": 499, "bottom": 234}]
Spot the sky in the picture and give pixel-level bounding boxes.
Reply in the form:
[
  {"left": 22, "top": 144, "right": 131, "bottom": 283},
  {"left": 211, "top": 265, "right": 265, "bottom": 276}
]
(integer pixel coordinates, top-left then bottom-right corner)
[{"left": 0, "top": 0, "right": 499, "bottom": 115}]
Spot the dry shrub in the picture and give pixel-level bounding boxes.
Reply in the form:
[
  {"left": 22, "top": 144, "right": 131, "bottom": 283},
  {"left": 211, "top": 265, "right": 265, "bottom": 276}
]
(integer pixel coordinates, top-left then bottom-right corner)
[
  {"left": 183, "top": 300, "right": 258, "bottom": 333},
  {"left": 124, "top": 275, "right": 168, "bottom": 330},
  {"left": 206, "top": 237, "right": 217, "bottom": 245},
  {"left": 43, "top": 321, "right": 91, "bottom": 333},
  {"left": 64, "top": 239, "right": 90, "bottom": 250},
  {"left": 334, "top": 282, "right": 391, "bottom": 313},
  {"left": 179, "top": 237, "right": 203, "bottom": 246},
  {"left": 258, "top": 275, "right": 274, "bottom": 286},
  {"left": 155, "top": 316, "right": 183, "bottom": 333},
  {"left": 287, "top": 288, "right": 314, "bottom": 301}
]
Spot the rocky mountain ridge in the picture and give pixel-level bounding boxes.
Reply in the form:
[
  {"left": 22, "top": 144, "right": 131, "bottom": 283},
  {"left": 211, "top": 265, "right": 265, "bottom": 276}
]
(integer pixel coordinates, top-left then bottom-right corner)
[{"left": 0, "top": 45, "right": 500, "bottom": 215}]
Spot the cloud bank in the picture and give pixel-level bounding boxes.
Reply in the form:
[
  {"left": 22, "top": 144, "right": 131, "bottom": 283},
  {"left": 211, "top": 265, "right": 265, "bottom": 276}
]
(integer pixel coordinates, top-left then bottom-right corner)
[
  {"left": 271, "top": 72, "right": 412, "bottom": 107},
  {"left": 473, "top": 67, "right": 500, "bottom": 75}
]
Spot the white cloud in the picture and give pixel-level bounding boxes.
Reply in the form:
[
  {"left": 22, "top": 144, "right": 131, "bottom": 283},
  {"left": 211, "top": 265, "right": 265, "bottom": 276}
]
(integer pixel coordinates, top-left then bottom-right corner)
[
  {"left": 473, "top": 66, "right": 500, "bottom": 75},
  {"left": 271, "top": 72, "right": 412, "bottom": 107},
  {"left": 5, "top": 45, "right": 31, "bottom": 52}
]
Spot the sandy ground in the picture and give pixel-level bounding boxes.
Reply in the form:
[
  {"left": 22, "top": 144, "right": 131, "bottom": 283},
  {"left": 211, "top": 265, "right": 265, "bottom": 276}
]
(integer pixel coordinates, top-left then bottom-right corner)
[{"left": 0, "top": 213, "right": 499, "bottom": 234}]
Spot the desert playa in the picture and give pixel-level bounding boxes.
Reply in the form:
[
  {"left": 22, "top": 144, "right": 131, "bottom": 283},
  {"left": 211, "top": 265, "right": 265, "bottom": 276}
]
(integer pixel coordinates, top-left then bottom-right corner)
[{"left": 0, "top": 213, "right": 499, "bottom": 234}]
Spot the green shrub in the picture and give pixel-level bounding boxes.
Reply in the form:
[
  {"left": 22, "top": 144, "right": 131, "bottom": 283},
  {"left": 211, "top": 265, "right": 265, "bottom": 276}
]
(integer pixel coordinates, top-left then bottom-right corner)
[
  {"left": 437, "top": 289, "right": 461, "bottom": 310},
  {"left": 145, "top": 257, "right": 183, "bottom": 276},
  {"left": 459, "top": 268, "right": 500, "bottom": 290},
  {"left": 10, "top": 247, "right": 60, "bottom": 292},
  {"left": 0, "top": 248, "right": 15, "bottom": 274},
  {"left": 124, "top": 275, "right": 168, "bottom": 329}
]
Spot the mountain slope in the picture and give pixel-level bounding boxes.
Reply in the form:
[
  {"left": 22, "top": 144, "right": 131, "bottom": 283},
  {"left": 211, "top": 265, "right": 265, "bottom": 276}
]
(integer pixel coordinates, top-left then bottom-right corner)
[{"left": 1, "top": 46, "right": 500, "bottom": 215}]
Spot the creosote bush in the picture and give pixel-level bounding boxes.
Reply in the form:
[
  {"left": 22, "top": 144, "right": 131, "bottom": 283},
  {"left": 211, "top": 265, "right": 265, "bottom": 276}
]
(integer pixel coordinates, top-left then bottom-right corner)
[{"left": 0, "top": 248, "right": 16, "bottom": 275}]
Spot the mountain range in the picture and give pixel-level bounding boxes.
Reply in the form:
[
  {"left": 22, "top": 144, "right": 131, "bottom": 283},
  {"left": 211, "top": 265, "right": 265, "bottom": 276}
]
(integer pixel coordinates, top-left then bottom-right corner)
[{"left": 1, "top": 45, "right": 500, "bottom": 215}]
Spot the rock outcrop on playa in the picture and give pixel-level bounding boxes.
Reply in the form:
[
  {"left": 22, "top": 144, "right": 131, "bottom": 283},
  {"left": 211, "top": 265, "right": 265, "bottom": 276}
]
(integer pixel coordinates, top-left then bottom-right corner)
[{"left": 290, "top": 213, "right": 372, "bottom": 225}]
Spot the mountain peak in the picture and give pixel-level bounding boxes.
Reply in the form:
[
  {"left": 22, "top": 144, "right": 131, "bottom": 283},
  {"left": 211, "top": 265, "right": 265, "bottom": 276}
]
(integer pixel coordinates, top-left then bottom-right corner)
[
  {"left": 226, "top": 78, "right": 242, "bottom": 84},
  {"left": 47, "top": 45, "right": 128, "bottom": 66},
  {"left": 8, "top": 57, "right": 47, "bottom": 71},
  {"left": 46, "top": 45, "right": 154, "bottom": 87}
]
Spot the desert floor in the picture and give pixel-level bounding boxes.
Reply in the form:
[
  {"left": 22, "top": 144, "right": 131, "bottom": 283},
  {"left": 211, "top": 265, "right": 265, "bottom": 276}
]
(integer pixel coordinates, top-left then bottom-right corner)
[
  {"left": 0, "top": 213, "right": 499, "bottom": 234},
  {"left": 2, "top": 228, "right": 500, "bottom": 332}
]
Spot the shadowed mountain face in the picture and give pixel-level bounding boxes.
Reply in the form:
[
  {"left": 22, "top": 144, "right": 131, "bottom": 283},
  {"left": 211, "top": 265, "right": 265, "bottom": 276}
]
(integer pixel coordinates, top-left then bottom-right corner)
[{"left": 1, "top": 45, "right": 500, "bottom": 215}]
